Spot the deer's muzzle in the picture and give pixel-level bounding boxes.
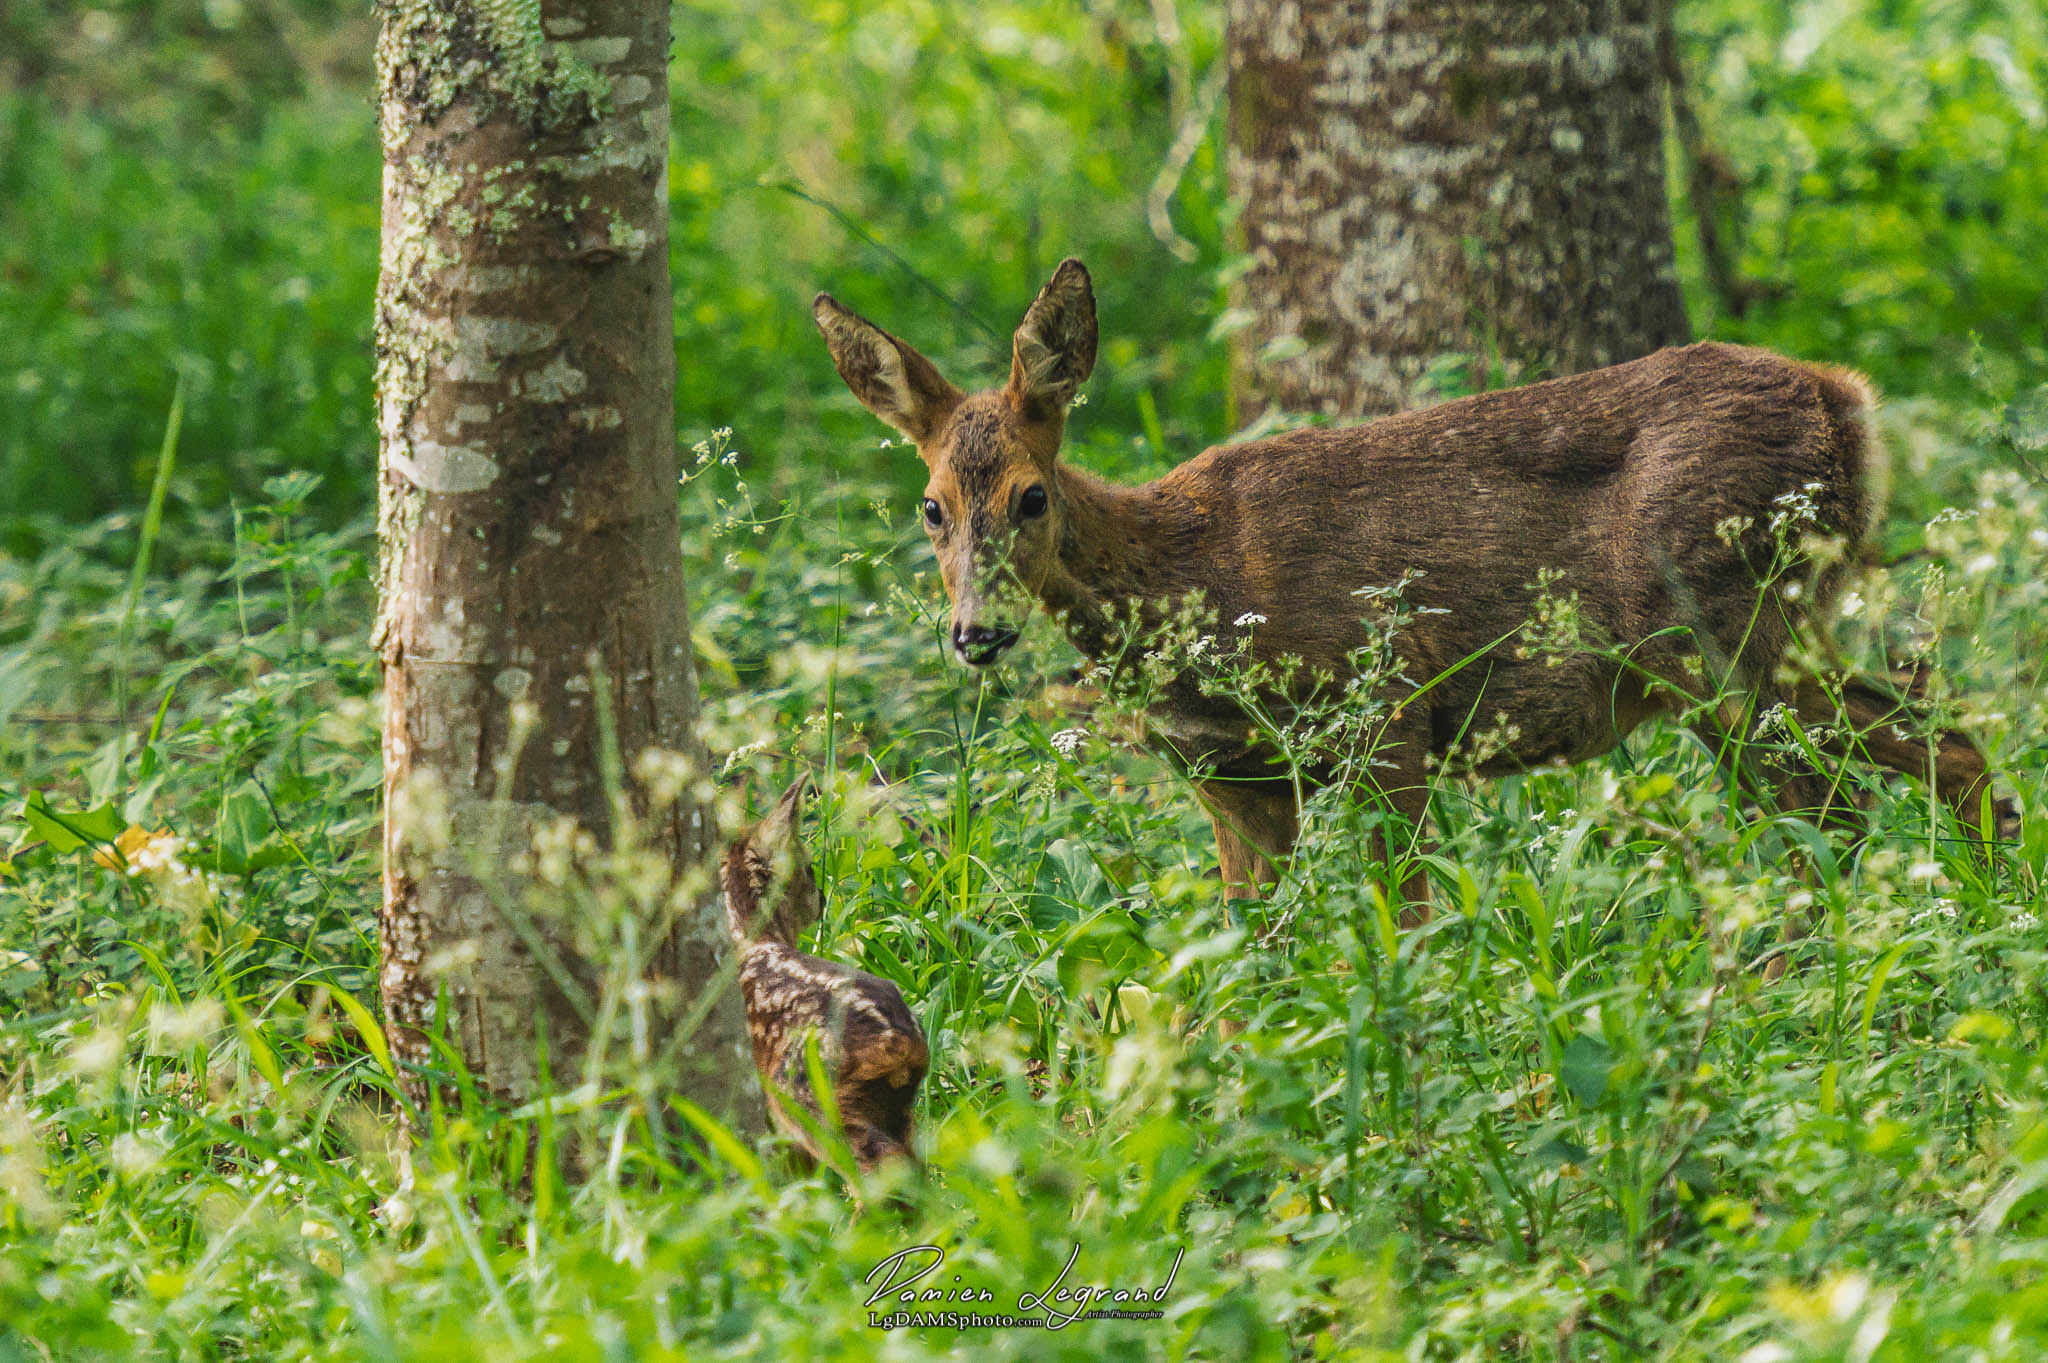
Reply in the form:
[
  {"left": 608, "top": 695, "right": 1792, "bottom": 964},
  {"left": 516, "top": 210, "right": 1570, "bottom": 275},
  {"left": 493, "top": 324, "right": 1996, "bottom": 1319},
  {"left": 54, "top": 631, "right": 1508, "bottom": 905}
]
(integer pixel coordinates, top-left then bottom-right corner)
[{"left": 952, "top": 621, "right": 1020, "bottom": 666}]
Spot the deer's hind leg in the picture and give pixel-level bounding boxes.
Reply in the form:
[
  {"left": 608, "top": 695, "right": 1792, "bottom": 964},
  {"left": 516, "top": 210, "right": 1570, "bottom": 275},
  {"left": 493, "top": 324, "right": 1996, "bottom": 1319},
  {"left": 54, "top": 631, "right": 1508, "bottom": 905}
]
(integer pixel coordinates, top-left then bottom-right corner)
[{"left": 1792, "top": 674, "right": 2018, "bottom": 846}]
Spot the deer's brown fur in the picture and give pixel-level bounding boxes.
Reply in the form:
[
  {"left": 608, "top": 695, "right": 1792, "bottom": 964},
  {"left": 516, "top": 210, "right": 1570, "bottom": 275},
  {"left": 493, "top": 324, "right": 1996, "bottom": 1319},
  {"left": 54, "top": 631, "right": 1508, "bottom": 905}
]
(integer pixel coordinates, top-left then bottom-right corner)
[
  {"left": 814, "top": 260, "right": 2011, "bottom": 915},
  {"left": 723, "top": 781, "right": 926, "bottom": 1170}
]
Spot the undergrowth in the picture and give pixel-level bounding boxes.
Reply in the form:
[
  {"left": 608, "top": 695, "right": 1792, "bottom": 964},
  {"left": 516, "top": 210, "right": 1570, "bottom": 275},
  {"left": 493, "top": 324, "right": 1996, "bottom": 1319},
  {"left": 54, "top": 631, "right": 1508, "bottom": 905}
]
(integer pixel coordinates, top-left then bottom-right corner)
[{"left": 3, "top": 389, "right": 2046, "bottom": 1360}]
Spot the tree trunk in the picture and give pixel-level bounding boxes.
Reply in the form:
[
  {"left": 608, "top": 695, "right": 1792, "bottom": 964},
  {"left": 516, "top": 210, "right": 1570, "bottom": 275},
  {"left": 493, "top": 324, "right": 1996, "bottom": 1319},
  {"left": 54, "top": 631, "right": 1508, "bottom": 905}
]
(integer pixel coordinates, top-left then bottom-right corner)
[
  {"left": 373, "top": 0, "right": 759, "bottom": 1127},
  {"left": 1227, "top": 0, "right": 1690, "bottom": 418}
]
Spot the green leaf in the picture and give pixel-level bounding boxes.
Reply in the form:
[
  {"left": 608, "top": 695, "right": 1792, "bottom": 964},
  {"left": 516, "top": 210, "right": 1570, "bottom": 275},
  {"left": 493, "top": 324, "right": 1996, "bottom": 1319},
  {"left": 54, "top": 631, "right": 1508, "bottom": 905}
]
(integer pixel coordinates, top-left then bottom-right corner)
[
  {"left": 1860, "top": 942, "right": 1911, "bottom": 1046},
  {"left": 222, "top": 987, "right": 286, "bottom": 1097},
  {"left": 670, "top": 1097, "right": 766, "bottom": 1186},
  {"left": 1054, "top": 910, "right": 1152, "bottom": 995},
  {"left": 1559, "top": 1034, "right": 1613, "bottom": 1107},
  {"left": 20, "top": 791, "right": 125, "bottom": 855},
  {"left": 212, "top": 781, "right": 291, "bottom": 876},
  {"left": 329, "top": 986, "right": 397, "bottom": 1083},
  {"left": 1533, "top": 1135, "right": 1592, "bottom": 1167},
  {"left": 2004, "top": 383, "right": 2048, "bottom": 451}
]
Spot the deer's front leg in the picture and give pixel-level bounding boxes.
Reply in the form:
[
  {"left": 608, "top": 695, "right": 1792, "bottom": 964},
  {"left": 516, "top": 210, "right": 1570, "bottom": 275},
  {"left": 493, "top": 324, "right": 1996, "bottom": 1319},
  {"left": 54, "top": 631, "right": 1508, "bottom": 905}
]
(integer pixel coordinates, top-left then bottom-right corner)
[{"left": 1197, "top": 777, "right": 1299, "bottom": 902}]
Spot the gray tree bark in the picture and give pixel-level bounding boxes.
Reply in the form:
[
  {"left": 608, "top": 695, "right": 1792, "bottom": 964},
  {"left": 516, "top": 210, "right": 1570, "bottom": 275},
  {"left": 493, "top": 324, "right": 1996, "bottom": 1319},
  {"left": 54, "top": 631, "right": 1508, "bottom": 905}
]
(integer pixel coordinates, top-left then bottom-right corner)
[
  {"left": 1227, "top": 0, "right": 1690, "bottom": 418},
  {"left": 373, "top": 0, "right": 759, "bottom": 1127}
]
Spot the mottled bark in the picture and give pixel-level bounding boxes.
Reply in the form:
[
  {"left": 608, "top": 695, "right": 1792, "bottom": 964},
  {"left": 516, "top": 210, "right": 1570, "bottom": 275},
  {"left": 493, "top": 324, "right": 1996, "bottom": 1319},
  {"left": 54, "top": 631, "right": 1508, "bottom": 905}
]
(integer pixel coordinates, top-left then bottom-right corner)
[
  {"left": 374, "top": 0, "right": 759, "bottom": 1126},
  {"left": 1227, "top": 0, "right": 1690, "bottom": 417}
]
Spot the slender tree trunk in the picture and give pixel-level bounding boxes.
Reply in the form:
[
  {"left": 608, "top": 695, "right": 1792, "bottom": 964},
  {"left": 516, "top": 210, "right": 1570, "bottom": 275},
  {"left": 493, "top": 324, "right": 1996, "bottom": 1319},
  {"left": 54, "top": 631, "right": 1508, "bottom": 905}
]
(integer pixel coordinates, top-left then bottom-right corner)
[
  {"left": 373, "top": 0, "right": 758, "bottom": 1126},
  {"left": 1227, "top": 0, "right": 1690, "bottom": 418}
]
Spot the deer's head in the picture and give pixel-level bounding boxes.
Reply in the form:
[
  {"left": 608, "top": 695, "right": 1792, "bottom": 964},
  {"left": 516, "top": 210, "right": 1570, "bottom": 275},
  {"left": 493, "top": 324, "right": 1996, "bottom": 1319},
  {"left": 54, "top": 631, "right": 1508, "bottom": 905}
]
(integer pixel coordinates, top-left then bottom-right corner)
[
  {"left": 720, "top": 778, "right": 930, "bottom": 1173},
  {"left": 814, "top": 260, "right": 1097, "bottom": 667}
]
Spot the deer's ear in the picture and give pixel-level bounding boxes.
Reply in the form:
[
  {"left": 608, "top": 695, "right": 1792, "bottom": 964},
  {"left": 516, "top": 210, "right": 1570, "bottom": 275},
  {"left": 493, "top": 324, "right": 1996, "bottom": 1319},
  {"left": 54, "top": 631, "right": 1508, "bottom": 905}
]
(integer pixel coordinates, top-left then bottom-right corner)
[
  {"left": 1007, "top": 258, "right": 1097, "bottom": 423},
  {"left": 813, "top": 296, "right": 959, "bottom": 444},
  {"left": 758, "top": 775, "right": 822, "bottom": 938},
  {"left": 758, "top": 775, "right": 810, "bottom": 851}
]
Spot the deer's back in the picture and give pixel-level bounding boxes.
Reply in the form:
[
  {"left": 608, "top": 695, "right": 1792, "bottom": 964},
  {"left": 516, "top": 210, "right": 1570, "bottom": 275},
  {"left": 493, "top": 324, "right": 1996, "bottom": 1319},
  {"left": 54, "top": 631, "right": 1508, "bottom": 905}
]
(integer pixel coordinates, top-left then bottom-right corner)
[{"left": 1147, "top": 342, "right": 1874, "bottom": 765}]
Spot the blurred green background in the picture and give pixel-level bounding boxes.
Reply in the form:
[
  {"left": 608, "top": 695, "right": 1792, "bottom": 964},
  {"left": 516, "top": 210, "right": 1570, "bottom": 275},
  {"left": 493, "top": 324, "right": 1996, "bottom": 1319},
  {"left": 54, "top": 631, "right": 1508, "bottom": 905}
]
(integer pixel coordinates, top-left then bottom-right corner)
[{"left": 4, "top": 0, "right": 2043, "bottom": 543}]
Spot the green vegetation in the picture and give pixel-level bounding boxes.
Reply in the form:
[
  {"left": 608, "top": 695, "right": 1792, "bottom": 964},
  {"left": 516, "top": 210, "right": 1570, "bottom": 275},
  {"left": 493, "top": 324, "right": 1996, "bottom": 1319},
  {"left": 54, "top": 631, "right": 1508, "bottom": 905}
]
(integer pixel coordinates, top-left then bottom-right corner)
[{"left": 3, "top": 1, "right": 2046, "bottom": 1358}]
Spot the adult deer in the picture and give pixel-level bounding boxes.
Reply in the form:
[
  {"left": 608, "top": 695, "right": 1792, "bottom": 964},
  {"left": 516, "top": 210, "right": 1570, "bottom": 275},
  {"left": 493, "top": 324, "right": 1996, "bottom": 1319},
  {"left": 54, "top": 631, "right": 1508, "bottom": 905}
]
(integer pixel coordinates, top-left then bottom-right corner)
[{"left": 813, "top": 260, "right": 2009, "bottom": 917}]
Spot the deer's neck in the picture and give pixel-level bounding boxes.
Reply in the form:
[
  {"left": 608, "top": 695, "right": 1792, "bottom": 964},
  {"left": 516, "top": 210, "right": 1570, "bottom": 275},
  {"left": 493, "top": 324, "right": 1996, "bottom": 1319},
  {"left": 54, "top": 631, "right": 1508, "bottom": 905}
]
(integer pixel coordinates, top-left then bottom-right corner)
[{"left": 1041, "top": 464, "right": 1196, "bottom": 661}]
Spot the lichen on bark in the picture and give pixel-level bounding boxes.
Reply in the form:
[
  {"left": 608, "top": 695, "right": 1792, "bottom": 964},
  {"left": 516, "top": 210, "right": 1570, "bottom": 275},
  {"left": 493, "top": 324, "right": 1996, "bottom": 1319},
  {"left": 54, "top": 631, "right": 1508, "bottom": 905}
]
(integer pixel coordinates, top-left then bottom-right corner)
[
  {"left": 374, "top": 0, "right": 760, "bottom": 1130},
  {"left": 1227, "top": 0, "right": 1690, "bottom": 418}
]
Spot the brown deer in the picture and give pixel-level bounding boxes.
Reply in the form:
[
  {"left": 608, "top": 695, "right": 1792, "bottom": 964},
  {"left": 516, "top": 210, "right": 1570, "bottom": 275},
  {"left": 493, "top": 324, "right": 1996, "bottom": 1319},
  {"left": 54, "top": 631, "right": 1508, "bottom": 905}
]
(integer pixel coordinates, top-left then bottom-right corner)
[
  {"left": 724, "top": 780, "right": 927, "bottom": 1170},
  {"left": 813, "top": 260, "right": 2012, "bottom": 917}
]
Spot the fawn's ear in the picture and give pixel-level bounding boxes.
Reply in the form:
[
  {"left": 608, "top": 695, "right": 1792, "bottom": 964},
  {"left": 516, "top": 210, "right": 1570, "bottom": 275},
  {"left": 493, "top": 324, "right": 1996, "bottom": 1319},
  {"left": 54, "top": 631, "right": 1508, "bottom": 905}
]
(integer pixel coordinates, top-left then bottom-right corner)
[
  {"left": 723, "top": 776, "right": 820, "bottom": 946},
  {"left": 1007, "top": 258, "right": 1096, "bottom": 424},
  {"left": 756, "top": 775, "right": 810, "bottom": 853},
  {"left": 762, "top": 776, "right": 822, "bottom": 938},
  {"left": 813, "top": 296, "right": 960, "bottom": 445}
]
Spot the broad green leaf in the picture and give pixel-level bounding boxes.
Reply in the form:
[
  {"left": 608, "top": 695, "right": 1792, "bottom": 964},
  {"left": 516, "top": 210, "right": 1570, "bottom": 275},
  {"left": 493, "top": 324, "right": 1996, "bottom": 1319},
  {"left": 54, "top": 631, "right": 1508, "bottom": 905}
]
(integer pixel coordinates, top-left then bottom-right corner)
[
  {"left": 212, "top": 781, "right": 292, "bottom": 876},
  {"left": 21, "top": 791, "right": 125, "bottom": 855},
  {"left": 1559, "top": 1034, "right": 1614, "bottom": 1107}
]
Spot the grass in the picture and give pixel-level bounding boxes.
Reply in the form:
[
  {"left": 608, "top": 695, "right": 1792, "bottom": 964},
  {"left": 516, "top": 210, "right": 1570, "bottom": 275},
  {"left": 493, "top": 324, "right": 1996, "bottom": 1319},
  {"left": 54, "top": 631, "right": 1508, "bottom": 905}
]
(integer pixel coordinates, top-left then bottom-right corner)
[
  {"left": 4, "top": 0, "right": 2048, "bottom": 1356},
  {"left": 3, "top": 393, "right": 2046, "bottom": 1359}
]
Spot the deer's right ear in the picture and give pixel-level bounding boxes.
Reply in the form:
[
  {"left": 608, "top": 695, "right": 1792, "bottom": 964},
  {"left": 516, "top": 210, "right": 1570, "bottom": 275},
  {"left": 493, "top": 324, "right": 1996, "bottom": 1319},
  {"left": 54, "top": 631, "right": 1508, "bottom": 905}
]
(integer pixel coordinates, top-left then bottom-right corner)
[{"left": 812, "top": 296, "right": 959, "bottom": 445}]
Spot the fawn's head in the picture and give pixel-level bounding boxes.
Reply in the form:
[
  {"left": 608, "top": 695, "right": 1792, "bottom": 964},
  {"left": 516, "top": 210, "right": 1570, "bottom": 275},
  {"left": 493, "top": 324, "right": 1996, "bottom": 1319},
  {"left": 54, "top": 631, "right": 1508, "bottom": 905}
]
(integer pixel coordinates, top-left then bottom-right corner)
[
  {"left": 814, "top": 259, "right": 1097, "bottom": 666},
  {"left": 721, "top": 778, "right": 821, "bottom": 948}
]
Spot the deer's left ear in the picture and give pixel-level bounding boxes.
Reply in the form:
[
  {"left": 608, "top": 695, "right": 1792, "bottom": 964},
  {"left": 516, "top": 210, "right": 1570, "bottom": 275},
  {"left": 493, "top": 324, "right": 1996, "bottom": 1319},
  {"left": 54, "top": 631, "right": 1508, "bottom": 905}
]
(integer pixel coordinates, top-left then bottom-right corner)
[{"left": 1007, "top": 258, "right": 1096, "bottom": 423}]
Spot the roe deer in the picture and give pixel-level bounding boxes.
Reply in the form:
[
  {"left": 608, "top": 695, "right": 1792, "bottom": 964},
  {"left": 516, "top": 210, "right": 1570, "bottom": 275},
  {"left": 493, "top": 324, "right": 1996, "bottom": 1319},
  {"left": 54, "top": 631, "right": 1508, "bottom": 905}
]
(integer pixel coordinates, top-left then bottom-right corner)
[
  {"left": 813, "top": 260, "right": 2012, "bottom": 918},
  {"left": 724, "top": 780, "right": 927, "bottom": 1169}
]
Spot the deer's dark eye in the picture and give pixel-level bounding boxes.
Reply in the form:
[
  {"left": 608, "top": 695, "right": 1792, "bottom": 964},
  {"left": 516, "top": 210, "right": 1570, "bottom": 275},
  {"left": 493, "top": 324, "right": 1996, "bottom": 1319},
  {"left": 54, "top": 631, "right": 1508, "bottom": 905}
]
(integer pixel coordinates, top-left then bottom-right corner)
[
  {"left": 1018, "top": 485, "right": 1049, "bottom": 519},
  {"left": 921, "top": 497, "right": 943, "bottom": 528}
]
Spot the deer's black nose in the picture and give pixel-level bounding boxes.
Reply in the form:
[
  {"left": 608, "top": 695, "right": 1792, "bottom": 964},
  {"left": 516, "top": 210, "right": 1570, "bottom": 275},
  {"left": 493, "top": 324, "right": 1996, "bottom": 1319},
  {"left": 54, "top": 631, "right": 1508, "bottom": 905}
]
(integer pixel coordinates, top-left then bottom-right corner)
[{"left": 952, "top": 623, "right": 1020, "bottom": 666}]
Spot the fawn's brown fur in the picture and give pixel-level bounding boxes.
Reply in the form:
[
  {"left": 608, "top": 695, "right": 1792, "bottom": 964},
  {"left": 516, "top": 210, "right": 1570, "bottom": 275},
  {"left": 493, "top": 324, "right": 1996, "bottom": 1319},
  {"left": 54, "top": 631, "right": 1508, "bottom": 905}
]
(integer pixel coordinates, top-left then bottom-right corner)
[
  {"left": 723, "top": 781, "right": 926, "bottom": 1169},
  {"left": 814, "top": 260, "right": 2010, "bottom": 916}
]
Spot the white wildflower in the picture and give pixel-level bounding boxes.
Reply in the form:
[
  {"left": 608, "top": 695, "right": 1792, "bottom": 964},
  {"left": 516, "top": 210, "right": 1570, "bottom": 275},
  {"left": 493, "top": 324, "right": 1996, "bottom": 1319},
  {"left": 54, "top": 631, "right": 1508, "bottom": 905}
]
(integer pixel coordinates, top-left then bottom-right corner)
[
  {"left": 1233, "top": 611, "right": 1267, "bottom": 628},
  {"left": 67, "top": 1025, "right": 125, "bottom": 1080},
  {"left": 1769, "top": 485, "right": 1823, "bottom": 532},
  {"left": 1965, "top": 553, "right": 1998, "bottom": 576},
  {"left": 1826, "top": 1273, "right": 1871, "bottom": 1323},
  {"left": 110, "top": 1131, "right": 164, "bottom": 1179},
  {"left": 1907, "top": 860, "right": 1944, "bottom": 885},
  {"left": 1049, "top": 728, "right": 1087, "bottom": 760},
  {"left": 145, "top": 998, "right": 224, "bottom": 1052},
  {"left": 1754, "top": 702, "right": 1795, "bottom": 740}
]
